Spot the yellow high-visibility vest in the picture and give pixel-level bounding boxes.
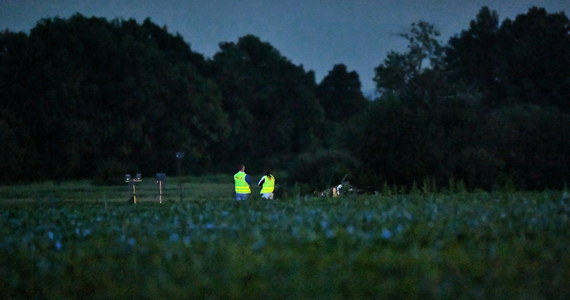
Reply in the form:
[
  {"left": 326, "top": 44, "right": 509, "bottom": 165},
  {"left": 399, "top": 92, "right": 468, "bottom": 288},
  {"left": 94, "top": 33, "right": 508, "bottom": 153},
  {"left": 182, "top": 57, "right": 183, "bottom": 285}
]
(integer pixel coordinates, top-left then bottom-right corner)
[
  {"left": 234, "top": 171, "right": 251, "bottom": 194},
  {"left": 260, "top": 175, "right": 275, "bottom": 193}
]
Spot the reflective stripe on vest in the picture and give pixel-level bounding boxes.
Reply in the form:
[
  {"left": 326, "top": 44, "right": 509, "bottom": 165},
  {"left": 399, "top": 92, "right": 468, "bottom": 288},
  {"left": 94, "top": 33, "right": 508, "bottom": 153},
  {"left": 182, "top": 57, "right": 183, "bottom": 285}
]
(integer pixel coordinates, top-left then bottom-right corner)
[
  {"left": 260, "top": 175, "right": 275, "bottom": 193},
  {"left": 234, "top": 171, "right": 251, "bottom": 194}
]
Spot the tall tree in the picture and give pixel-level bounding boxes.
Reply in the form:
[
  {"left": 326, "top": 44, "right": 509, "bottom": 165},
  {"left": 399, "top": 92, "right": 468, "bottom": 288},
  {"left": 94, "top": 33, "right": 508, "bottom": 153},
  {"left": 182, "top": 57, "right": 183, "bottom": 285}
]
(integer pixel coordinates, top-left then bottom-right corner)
[
  {"left": 317, "top": 64, "right": 367, "bottom": 122},
  {"left": 316, "top": 64, "right": 368, "bottom": 148},
  {"left": 445, "top": 6, "right": 500, "bottom": 106},
  {"left": 374, "top": 21, "right": 446, "bottom": 104},
  {"left": 496, "top": 7, "right": 570, "bottom": 110},
  {"left": 0, "top": 15, "right": 229, "bottom": 181},
  {"left": 211, "top": 35, "right": 323, "bottom": 171},
  {"left": 0, "top": 30, "right": 36, "bottom": 182}
]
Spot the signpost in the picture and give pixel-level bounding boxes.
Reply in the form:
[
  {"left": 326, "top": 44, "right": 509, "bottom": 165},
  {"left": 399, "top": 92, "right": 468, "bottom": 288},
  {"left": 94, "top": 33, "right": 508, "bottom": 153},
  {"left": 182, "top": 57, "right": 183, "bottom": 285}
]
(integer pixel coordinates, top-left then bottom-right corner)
[
  {"left": 125, "top": 173, "right": 142, "bottom": 204},
  {"left": 156, "top": 173, "right": 166, "bottom": 203},
  {"left": 175, "top": 152, "right": 184, "bottom": 201}
]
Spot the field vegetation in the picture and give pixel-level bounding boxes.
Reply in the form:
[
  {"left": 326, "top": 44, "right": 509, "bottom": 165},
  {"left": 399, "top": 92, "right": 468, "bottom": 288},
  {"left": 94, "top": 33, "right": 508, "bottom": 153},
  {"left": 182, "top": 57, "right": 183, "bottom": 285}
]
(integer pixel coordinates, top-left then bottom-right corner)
[{"left": 1, "top": 179, "right": 569, "bottom": 299}]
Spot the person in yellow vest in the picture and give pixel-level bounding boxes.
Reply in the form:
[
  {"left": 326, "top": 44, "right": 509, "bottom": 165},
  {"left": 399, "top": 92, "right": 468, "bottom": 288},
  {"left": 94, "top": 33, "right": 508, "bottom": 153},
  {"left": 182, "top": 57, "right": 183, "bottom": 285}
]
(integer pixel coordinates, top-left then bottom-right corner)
[
  {"left": 258, "top": 169, "right": 276, "bottom": 199},
  {"left": 234, "top": 164, "right": 252, "bottom": 200}
]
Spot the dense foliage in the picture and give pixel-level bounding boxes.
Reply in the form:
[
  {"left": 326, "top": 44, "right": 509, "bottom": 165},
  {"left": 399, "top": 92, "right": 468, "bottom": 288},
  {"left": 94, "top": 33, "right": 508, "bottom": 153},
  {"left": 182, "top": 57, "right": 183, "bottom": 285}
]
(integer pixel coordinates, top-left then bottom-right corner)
[
  {"left": 357, "top": 7, "right": 570, "bottom": 191},
  {"left": 1, "top": 183, "right": 569, "bottom": 298},
  {"left": 0, "top": 6, "right": 569, "bottom": 190},
  {"left": 210, "top": 35, "right": 324, "bottom": 171},
  {"left": 0, "top": 15, "right": 229, "bottom": 181}
]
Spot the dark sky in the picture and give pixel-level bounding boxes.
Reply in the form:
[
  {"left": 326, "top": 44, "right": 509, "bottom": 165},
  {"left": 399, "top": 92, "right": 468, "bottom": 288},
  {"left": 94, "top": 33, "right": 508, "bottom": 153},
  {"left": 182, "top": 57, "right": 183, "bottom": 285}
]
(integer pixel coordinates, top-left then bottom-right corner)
[{"left": 1, "top": 0, "right": 569, "bottom": 91}]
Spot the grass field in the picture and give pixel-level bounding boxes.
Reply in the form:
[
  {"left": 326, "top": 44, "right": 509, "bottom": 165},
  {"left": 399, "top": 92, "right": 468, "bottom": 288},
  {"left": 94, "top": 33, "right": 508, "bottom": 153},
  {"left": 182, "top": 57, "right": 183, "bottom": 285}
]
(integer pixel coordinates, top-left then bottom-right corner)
[{"left": 1, "top": 178, "right": 569, "bottom": 299}]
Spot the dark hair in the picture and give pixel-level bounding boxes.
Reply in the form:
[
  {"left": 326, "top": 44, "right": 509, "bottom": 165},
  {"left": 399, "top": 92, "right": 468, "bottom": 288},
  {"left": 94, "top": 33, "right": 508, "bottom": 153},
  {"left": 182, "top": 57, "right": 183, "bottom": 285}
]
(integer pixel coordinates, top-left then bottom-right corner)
[
  {"left": 265, "top": 170, "right": 273, "bottom": 179},
  {"left": 238, "top": 164, "right": 245, "bottom": 171}
]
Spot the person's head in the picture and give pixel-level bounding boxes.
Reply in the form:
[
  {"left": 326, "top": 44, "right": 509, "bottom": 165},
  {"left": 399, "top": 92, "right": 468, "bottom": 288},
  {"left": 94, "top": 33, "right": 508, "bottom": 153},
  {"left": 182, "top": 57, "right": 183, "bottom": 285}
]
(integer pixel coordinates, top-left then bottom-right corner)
[
  {"left": 238, "top": 164, "right": 245, "bottom": 172},
  {"left": 265, "top": 169, "right": 273, "bottom": 178}
]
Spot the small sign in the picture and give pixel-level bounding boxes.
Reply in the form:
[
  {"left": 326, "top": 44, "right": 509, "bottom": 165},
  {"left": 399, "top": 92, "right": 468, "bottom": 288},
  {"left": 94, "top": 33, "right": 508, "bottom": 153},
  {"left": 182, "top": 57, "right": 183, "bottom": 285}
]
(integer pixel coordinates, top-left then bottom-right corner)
[{"left": 125, "top": 173, "right": 142, "bottom": 183}]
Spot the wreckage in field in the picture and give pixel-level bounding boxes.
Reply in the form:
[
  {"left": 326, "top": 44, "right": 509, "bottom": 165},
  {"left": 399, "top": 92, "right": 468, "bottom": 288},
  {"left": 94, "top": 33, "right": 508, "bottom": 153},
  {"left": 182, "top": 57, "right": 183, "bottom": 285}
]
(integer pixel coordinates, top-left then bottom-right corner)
[{"left": 318, "top": 175, "right": 360, "bottom": 197}]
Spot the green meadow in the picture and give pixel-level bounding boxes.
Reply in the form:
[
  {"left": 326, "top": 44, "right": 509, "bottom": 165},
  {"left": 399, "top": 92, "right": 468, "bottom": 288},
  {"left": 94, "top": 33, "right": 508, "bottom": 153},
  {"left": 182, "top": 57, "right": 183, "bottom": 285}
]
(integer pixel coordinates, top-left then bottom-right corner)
[{"left": 1, "top": 178, "right": 569, "bottom": 299}]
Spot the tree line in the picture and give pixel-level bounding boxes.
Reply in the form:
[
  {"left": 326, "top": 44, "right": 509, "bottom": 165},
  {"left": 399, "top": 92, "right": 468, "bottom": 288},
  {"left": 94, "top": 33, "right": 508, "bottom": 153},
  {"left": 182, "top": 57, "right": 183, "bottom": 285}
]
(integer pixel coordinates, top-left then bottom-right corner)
[{"left": 0, "top": 6, "right": 568, "bottom": 191}]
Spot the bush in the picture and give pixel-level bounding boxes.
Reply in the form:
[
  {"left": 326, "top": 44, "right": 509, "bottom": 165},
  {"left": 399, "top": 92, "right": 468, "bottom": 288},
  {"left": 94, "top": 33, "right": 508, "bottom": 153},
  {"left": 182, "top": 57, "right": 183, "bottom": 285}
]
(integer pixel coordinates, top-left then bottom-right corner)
[
  {"left": 286, "top": 149, "right": 360, "bottom": 194},
  {"left": 456, "top": 147, "right": 504, "bottom": 190},
  {"left": 484, "top": 105, "right": 570, "bottom": 189}
]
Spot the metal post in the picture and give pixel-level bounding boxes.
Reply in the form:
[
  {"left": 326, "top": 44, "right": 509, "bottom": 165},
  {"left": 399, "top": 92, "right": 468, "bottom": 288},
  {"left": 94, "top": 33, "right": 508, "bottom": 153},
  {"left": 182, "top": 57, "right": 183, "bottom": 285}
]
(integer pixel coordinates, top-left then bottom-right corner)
[
  {"left": 156, "top": 173, "right": 166, "bottom": 204},
  {"left": 158, "top": 181, "right": 163, "bottom": 203},
  {"left": 125, "top": 173, "right": 142, "bottom": 204},
  {"left": 175, "top": 152, "right": 184, "bottom": 201},
  {"left": 132, "top": 183, "right": 137, "bottom": 204}
]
